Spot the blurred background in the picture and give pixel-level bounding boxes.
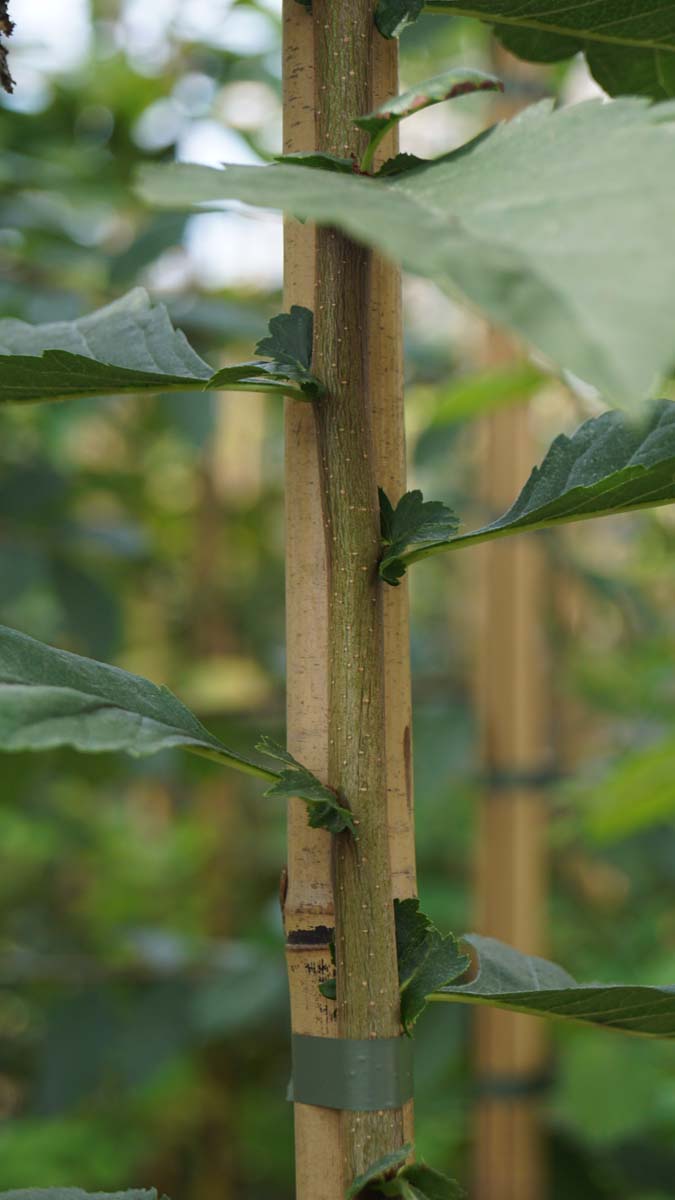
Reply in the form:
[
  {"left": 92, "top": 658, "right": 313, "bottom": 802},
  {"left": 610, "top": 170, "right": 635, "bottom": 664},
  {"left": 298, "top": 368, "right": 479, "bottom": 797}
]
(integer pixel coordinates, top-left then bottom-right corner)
[{"left": 2, "top": 3, "right": 675, "bottom": 1197}]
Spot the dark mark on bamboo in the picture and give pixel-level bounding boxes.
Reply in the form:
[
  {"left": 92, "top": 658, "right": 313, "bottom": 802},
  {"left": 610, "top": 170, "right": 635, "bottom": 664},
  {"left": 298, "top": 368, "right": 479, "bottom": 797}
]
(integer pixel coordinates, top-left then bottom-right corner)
[{"left": 287, "top": 924, "right": 335, "bottom": 947}]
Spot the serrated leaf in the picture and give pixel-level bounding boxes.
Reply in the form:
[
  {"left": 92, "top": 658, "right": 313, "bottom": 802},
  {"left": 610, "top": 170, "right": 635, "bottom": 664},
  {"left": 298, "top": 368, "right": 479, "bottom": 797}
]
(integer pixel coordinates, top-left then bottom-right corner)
[
  {"left": 347, "top": 1146, "right": 412, "bottom": 1200},
  {"left": 138, "top": 100, "right": 675, "bottom": 403},
  {"left": 434, "top": 935, "right": 675, "bottom": 1036},
  {"left": 256, "top": 736, "right": 356, "bottom": 835},
  {"left": 383, "top": 401, "right": 675, "bottom": 580},
  {"left": 0, "top": 627, "right": 345, "bottom": 832},
  {"left": 395, "top": 899, "right": 470, "bottom": 1032},
  {"left": 378, "top": 1, "right": 675, "bottom": 102},
  {"left": 355, "top": 69, "right": 502, "bottom": 171},
  {"left": 0, "top": 289, "right": 319, "bottom": 404},
  {"left": 395, "top": 898, "right": 436, "bottom": 988},
  {"left": 383, "top": 1165, "right": 465, "bottom": 1200},
  {"left": 376, "top": 153, "right": 429, "bottom": 177},
  {"left": 276, "top": 151, "right": 357, "bottom": 174},
  {"left": 253, "top": 304, "right": 318, "bottom": 393},
  {"left": 379, "top": 489, "right": 459, "bottom": 585}
]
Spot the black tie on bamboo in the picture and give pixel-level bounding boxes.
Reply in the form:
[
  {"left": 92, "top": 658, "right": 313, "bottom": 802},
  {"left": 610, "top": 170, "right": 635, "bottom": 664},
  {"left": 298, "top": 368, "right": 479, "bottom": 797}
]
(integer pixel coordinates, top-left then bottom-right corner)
[{"left": 289, "top": 1034, "right": 414, "bottom": 1111}]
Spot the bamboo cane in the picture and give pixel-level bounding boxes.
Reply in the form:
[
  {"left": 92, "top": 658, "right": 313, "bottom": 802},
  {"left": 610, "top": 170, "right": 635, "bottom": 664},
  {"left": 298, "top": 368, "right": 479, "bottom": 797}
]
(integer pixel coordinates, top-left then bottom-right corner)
[
  {"left": 473, "top": 349, "right": 551, "bottom": 1200},
  {"left": 282, "top": 3, "right": 414, "bottom": 1195}
]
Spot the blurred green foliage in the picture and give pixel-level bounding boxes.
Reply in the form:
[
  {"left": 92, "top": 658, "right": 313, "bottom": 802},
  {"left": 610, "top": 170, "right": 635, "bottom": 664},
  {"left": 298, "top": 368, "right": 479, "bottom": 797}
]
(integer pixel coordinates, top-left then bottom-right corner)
[{"left": 1, "top": 4, "right": 675, "bottom": 1199}]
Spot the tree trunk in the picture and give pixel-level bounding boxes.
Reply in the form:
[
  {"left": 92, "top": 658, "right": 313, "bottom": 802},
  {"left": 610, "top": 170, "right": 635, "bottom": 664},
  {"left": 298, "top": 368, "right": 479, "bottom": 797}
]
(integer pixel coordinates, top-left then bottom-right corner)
[{"left": 282, "top": 3, "right": 414, "bottom": 1195}]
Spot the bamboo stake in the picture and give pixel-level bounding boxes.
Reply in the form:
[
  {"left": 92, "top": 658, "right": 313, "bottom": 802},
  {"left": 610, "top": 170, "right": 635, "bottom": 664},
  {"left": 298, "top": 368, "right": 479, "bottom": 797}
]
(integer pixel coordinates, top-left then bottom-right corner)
[
  {"left": 282, "top": 3, "right": 414, "bottom": 1194},
  {"left": 282, "top": 7, "right": 338, "bottom": 1196},
  {"left": 473, "top": 344, "right": 551, "bottom": 1200}
]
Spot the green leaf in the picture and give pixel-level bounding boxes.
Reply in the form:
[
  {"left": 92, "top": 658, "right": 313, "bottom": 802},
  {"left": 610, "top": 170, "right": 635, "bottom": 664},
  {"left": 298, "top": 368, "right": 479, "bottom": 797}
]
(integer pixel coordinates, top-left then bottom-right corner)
[
  {"left": 256, "top": 736, "right": 356, "bottom": 836},
  {"left": 253, "top": 304, "right": 317, "bottom": 392},
  {"left": 422, "top": 363, "right": 545, "bottom": 427},
  {"left": 434, "top": 935, "right": 675, "bottom": 1037},
  {"left": 0, "top": 289, "right": 320, "bottom": 405},
  {"left": 379, "top": 489, "right": 459, "bottom": 585},
  {"left": 581, "top": 735, "right": 675, "bottom": 843},
  {"left": 0, "top": 1192, "right": 161, "bottom": 1200},
  {"left": 138, "top": 100, "right": 675, "bottom": 403},
  {"left": 395, "top": 899, "right": 470, "bottom": 1032},
  {"left": 377, "top": 1, "right": 675, "bottom": 101},
  {"left": 0, "top": 627, "right": 347, "bottom": 832},
  {"left": 347, "top": 1146, "right": 412, "bottom": 1200},
  {"left": 382, "top": 401, "right": 675, "bottom": 579},
  {"left": 355, "top": 68, "right": 503, "bottom": 172},
  {"left": 375, "top": 0, "right": 424, "bottom": 38},
  {"left": 0, "top": 622, "right": 276, "bottom": 777},
  {"left": 413, "top": 362, "right": 545, "bottom": 467},
  {"left": 275, "top": 151, "right": 356, "bottom": 174},
  {"left": 376, "top": 153, "right": 429, "bottom": 177},
  {"left": 381, "top": 1165, "right": 465, "bottom": 1200}
]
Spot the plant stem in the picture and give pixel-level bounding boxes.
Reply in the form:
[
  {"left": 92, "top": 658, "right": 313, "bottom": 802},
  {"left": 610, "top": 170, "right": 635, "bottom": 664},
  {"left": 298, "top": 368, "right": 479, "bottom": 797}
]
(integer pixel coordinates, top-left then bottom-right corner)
[
  {"left": 360, "top": 125, "right": 389, "bottom": 174},
  {"left": 313, "top": 0, "right": 405, "bottom": 1179}
]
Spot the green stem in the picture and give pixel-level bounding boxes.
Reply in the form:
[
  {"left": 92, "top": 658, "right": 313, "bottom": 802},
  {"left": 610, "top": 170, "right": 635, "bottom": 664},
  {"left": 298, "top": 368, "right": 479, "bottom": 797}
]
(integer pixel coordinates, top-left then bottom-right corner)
[
  {"left": 186, "top": 744, "right": 280, "bottom": 782},
  {"left": 313, "top": 0, "right": 406, "bottom": 1180},
  {"left": 204, "top": 381, "right": 312, "bottom": 401},
  {"left": 360, "top": 124, "right": 391, "bottom": 174}
]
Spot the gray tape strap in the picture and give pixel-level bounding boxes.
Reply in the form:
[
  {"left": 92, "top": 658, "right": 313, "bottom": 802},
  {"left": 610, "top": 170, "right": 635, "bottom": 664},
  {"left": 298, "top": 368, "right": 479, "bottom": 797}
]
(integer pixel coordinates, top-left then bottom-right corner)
[
  {"left": 290, "top": 1033, "right": 414, "bottom": 1111},
  {"left": 482, "top": 764, "right": 563, "bottom": 793},
  {"left": 473, "top": 1066, "right": 554, "bottom": 1100}
]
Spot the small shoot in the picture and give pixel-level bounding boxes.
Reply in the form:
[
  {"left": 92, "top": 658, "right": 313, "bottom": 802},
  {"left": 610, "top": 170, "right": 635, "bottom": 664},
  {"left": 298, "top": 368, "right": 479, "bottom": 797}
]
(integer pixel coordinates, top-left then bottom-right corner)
[
  {"left": 348, "top": 1149, "right": 465, "bottom": 1200},
  {"left": 252, "top": 305, "right": 319, "bottom": 396},
  {"left": 379, "top": 488, "right": 459, "bottom": 586},
  {"left": 346, "top": 1146, "right": 412, "bottom": 1200},
  {"left": 395, "top": 899, "right": 470, "bottom": 1033},
  {"left": 257, "top": 736, "right": 356, "bottom": 836},
  {"left": 273, "top": 151, "right": 357, "bottom": 174},
  {"left": 355, "top": 68, "right": 502, "bottom": 174},
  {"left": 318, "top": 899, "right": 471, "bottom": 1024}
]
